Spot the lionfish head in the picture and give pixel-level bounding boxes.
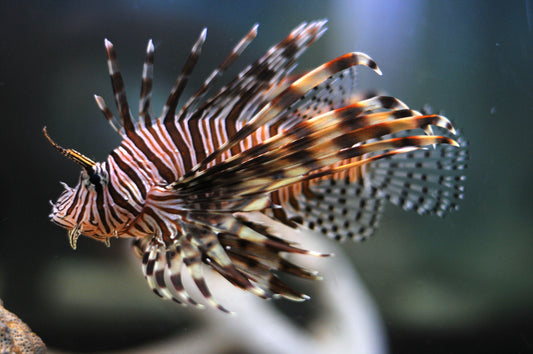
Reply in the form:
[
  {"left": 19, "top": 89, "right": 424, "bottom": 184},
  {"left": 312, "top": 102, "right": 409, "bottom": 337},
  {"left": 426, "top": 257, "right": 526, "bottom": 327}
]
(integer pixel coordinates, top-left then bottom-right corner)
[{"left": 44, "top": 127, "right": 111, "bottom": 249}]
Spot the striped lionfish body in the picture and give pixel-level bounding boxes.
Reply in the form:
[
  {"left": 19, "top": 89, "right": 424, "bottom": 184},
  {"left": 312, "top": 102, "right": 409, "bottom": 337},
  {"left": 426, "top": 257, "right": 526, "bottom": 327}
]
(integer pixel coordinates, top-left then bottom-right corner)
[{"left": 46, "top": 21, "right": 467, "bottom": 312}]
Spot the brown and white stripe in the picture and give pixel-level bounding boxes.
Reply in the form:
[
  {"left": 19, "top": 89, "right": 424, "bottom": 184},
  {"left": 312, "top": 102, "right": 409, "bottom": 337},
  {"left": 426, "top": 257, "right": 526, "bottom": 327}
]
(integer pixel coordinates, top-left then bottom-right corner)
[{"left": 46, "top": 20, "right": 467, "bottom": 311}]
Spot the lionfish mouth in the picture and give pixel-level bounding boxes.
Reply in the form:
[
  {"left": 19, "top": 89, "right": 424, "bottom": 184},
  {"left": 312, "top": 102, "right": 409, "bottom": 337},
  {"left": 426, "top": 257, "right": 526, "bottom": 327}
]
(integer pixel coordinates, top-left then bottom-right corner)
[
  {"left": 48, "top": 203, "right": 69, "bottom": 226},
  {"left": 49, "top": 193, "right": 84, "bottom": 249}
]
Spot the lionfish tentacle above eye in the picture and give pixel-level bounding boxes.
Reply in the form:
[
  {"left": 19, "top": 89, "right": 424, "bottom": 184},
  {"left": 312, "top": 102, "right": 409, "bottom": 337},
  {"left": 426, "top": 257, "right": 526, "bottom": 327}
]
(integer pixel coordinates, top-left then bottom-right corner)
[{"left": 46, "top": 20, "right": 468, "bottom": 312}]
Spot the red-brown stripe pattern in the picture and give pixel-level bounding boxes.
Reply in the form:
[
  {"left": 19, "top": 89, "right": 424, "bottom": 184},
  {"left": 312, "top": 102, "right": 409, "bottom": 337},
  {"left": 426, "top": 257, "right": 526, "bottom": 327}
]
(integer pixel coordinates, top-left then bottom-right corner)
[{"left": 47, "top": 20, "right": 467, "bottom": 311}]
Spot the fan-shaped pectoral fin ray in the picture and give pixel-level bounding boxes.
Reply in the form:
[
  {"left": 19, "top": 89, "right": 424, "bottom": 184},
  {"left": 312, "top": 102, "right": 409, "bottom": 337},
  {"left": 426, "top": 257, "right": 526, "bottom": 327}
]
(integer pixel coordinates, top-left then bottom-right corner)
[
  {"left": 186, "top": 52, "right": 382, "bottom": 177},
  {"left": 365, "top": 127, "right": 468, "bottom": 216},
  {"left": 180, "top": 240, "right": 233, "bottom": 313},
  {"left": 191, "top": 226, "right": 271, "bottom": 299},
  {"left": 141, "top": 239, "right": 204, "bottom": 308}
]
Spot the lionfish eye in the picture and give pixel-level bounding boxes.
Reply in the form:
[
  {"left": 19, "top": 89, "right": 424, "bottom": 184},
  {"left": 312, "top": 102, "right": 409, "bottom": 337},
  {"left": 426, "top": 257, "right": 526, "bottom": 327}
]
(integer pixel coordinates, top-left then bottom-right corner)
[
  {"left": 84, "top": 169, "right": 105, "bottom": 193},
  {"left": 88, "top": 172, "right": 101, "bottom": 185}
]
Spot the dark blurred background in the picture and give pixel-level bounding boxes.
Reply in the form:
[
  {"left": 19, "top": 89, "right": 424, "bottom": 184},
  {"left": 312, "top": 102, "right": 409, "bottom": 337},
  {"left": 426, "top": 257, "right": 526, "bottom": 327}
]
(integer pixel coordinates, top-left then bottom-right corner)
[{"left": 1, "top": 0, "right": 532, "bottom": 353}]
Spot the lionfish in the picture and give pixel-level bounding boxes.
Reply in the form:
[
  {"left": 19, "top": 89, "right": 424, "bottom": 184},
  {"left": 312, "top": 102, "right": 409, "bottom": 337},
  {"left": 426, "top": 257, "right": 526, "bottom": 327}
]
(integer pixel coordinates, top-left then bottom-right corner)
[{"left": 45, "top": 20, "right": 467, "bottom": 312}]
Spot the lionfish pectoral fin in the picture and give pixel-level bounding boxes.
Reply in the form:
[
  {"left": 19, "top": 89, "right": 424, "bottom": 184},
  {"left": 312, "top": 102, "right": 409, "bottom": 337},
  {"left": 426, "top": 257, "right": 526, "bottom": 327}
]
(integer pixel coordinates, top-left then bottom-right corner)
[
  {"left": 296, "top": 177, "right": 387, "bottom": 242},
  {"left": 213, "top": 214, "right": 327, "bottom": 301},
  {"left": 157, "top": 212, "right": 329, "bottom": 307},
  {"left": 190, "top": 226, "right": 271, "bottom": 299},
  {"left": 140, "top": 238, "right": 204, "bottom": 308},
  {"left": 180, "top": 240, "right": 233, "bottom": 313},
  {"left": 185, "top": 51, "right": 382, "bottom": 178},
  {"left": 365, "top": 127, "right": 468, "bottom": 217}
]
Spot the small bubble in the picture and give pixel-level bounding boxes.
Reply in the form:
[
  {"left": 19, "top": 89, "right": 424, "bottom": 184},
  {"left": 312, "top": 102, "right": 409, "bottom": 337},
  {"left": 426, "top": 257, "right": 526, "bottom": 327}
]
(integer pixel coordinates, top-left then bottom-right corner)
[{"left": 490, "top": 106, "right": 496, "bottom": 114}]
